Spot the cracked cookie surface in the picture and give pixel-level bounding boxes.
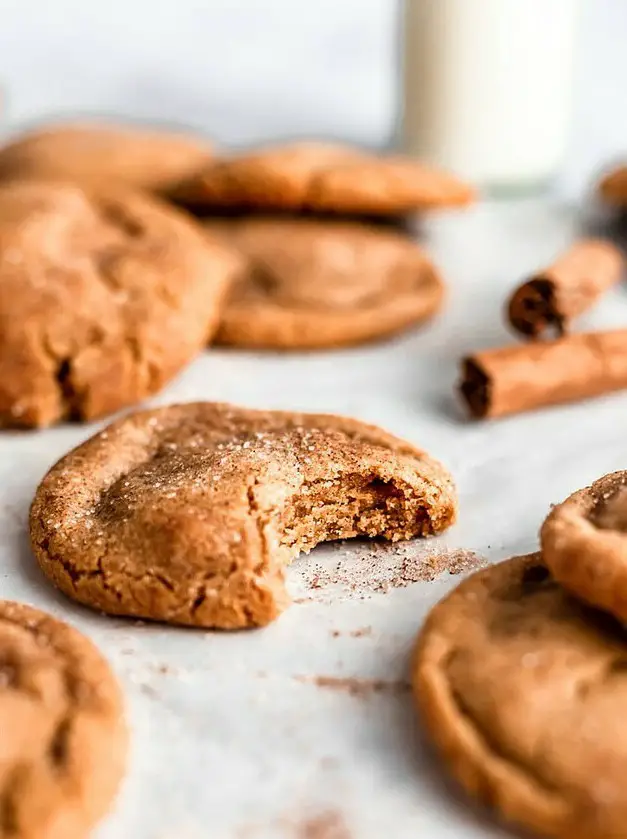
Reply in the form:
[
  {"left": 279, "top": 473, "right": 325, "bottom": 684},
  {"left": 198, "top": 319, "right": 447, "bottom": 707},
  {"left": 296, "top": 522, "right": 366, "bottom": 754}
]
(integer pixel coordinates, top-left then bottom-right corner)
[
  {"left": 541, "top": 471, "right": 627, "bottom": 622},
  {"left": 206, "top": 216, "right": 444, "bottom": 349},
  {"left": 0, "top": 600, "right": 126, "bottom": 839},
  {"left": 414, "top": 553, "right": 627, "bottom": 839},
  {"left": 170, "top": 141, "right": 475, "bottom": 215},
  {"left": 0, "top": 180, "right": 238, "bottom": 427},
  {"left": 30, "top": 401, "right": 456, "bottom": 629},
  {"left": 0, "top": 123, "right": 213, "bottom": 192}
]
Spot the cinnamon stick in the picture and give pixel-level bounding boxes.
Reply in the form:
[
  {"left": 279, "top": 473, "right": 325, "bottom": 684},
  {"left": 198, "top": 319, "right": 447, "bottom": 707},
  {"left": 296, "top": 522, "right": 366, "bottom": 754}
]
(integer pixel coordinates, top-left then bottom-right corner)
[
  {"left": 460, "top": 329, "right": 627, "bottom": 419},
  {"left": 599, "top": 165, "right": 627, "bottom": 208},
  {"left": 507, "top": 239, "right": 623, "bottom": 338}
]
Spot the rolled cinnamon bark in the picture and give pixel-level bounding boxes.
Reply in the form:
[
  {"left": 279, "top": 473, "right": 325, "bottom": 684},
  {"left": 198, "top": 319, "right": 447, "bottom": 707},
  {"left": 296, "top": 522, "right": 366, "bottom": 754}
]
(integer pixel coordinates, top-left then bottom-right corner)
[
  {"left": 460, "top": 329, "right": 627, "bottom": 419},
  {"left": 507, "top": 239, "right": 623, "bottom": 338},
  {"left": 599, "top": 165, "right": 627, "bottom": 208}
]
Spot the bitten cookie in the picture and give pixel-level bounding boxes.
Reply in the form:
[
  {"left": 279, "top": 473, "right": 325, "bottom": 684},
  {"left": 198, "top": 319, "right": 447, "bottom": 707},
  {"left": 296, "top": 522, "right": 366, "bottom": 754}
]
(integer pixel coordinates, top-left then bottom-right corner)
[
  {"left": 0, "top": 180, "right": 238, "bottom": 427},
  {"left": 598, "top": 165, "right": 627, "bottom": 208},
  {"left": 206, "top": 217, "right": 444, "bottom": 349},
  {"left": 30, "top": 402, "right": 457, "bottom": 629},
  {"left": 541, "top": 471, "right": 627, "bottom": 622},
  {"left": 170, "top": 141, "right": 475, "bottom": 215},
  {"left": 0, "top": 123, "right": 212, "bottom": 192},
  {"left": 414, "top": 553, "right": 627, "bottom": 839},
  {"left": 0, "top": 600, "right": 127, "bottom": 839}
]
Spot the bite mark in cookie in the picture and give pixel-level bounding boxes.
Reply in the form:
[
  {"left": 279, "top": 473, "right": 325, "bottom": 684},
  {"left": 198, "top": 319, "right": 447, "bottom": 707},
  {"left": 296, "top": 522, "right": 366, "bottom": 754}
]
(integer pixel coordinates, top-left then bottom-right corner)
[{"left": 30, "top": 402, "right": 457, "bottom": 629}]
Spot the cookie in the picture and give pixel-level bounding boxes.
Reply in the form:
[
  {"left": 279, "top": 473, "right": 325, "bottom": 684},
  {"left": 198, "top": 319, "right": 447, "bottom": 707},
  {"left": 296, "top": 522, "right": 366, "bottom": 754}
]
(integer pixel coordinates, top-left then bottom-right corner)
[
  {"left": 0, "top": 180, "right": 238, "bottom": 427},
  {"left": 0, "top": 122, "right": 212, "bottom": 192},
  {"left": 414, "top": 553, "right": 627, "bottom": 839},
  {"left": 170, "top": 141, "right": 475, "bottom": 215},
  {"left": 598, "top": 165, "right": 627, "bottom": 208},
  {"left": 30, "top": 401, "right": 457, "bottom": 629},
  {"left": 541, "top": 471, "right": 627, "bottom": 622},
  {"left": 205, "top": 217, "right": 444, "bottom": 349},
  {"left": 0, "top": 600, "right": 126, "bottom": 839}
]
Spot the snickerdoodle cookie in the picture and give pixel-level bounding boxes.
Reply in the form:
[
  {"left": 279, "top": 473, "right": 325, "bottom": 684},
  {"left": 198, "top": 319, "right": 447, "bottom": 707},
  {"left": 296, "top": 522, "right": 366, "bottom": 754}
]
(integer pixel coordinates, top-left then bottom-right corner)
[
  {"left": 0, "top": 180, "right": 238, "bottom": 427},
  {"left": 0, "top": 123, "right": 212, "bottom": 192},
  {"left": 0, "top": 600, "right": 126, "bottom": 839},
  {"left": 598, "top": 165, "right": 627, "bottom": 208},
  {"left": 206, "top": 217, "right": 444, "bottom": 349},
  {"left": 541, "top": 471, "right": 627, "bottom": 622},
  {"left": 170, "top": 141, "right": 475, "bottom": 215},
  {"left": 414, "top": 553, "right": 627, "bottom": 839},
  {"left": 30, "top": 402, "right": 457, "bottom": 629}
]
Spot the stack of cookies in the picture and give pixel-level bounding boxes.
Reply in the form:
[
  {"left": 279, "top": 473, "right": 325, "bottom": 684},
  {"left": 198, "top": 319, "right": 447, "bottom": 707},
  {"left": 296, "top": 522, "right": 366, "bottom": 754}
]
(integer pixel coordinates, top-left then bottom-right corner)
[
  {"left": 415, "top": 470, "right": 627, "bottom": 839},
  {"left": 169, "top": 141, "right": 474, "bottom": 349},
  {"left": 0, "top": 121, "right": 474, "bottom": 429}
]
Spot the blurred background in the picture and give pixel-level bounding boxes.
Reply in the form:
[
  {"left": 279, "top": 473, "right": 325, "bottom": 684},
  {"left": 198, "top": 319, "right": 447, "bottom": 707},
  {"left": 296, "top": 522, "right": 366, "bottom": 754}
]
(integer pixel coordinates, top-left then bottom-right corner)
[{"left": 0, "top": 0, "right": 624, "bottom": 196}]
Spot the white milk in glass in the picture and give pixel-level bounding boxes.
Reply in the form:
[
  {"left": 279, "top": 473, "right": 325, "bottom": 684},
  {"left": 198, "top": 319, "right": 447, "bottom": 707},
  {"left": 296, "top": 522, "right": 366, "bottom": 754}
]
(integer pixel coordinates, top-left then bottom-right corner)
[{"left": 402, "top": 0, "right": 579, "bottom": 190}]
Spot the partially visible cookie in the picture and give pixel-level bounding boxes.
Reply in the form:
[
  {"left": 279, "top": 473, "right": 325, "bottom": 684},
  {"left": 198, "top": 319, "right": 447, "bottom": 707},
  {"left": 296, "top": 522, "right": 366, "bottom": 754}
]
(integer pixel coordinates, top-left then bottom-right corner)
[
  {"left": 414, "top": 553, "right": 627, "bottom": 839},
  {"left": 0, "top": 600, "right": 126, "bottom": 839},
  {"left": 598, "top": 166, "right": 627, "bottom": 208},
  {"left": 206, "top": 217, "right": 444, "bottom": 349},
  {"left": 170, "top": 142, "right": 475, "bottom": 215},
  {"left": 0, "top": 123, "right": 213, "bottom": 192},
  {"left": 541, "top": 471, "right": 627, "bottom": 621},
  {"left": 0, "top": 180, "right": 239, "bottom": 428},
  {"left": 30, "top": 401, "right": 457, "bottom": 629}
]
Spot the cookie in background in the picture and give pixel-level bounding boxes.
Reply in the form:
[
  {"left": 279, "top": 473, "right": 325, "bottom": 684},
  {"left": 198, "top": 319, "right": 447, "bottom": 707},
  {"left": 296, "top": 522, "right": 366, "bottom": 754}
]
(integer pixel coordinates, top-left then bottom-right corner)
[
  {"left": 0, "top": 180, "right": 238, "bottom": 428},
  {"left": 169, "top": 141, "right": 475, "bottom": 215},
  {"left": 0, "top": 121, "right": 213, "bottom": 192},
  {"left": 206, "top": 216, "right": 445, "bottom": 349}
]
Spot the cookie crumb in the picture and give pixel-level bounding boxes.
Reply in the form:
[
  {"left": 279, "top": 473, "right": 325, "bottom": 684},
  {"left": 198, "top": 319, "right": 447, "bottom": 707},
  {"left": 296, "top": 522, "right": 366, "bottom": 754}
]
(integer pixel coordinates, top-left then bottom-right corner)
[
  {"left": 329, "top": 627, "right": 371, "bottom": 638},
  {"left": 139, "top": 683, "right": 159, "bottom": 699},
  {"left": 296, "top": 812, "right": 351, "bottom": 839},
  {"left": 294, "top": 546, "right": 485, "bottom": 602},
  {"left": 295, "top": 675, "right": 410, "bottom": 698}
]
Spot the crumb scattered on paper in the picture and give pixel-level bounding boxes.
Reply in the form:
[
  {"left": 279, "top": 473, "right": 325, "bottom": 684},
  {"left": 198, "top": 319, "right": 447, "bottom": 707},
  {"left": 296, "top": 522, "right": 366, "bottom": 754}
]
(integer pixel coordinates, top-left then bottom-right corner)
[
  {"left": 295, "top": 675, "right": 411, "bottom": 698},
  {"left": 139, "top": 683, "right": 160, "bottom": 699},
  {"left": 291, "top": 543, "right": 485, "bottom": 602},
  {"left": 237, "top": 810, "right": 351, "bottom": 839},
  {"left": 295, "top": 812, "right": 351, "bottom": 839},
  {"left": 330, "top": 627, "right": 371, "bottom": 638}
]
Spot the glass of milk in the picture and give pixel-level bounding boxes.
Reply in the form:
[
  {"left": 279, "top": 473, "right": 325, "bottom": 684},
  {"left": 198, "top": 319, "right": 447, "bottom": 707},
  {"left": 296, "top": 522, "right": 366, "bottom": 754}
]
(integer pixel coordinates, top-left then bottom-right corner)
[{"left": 402, "top": 0, "right": 580, "bottom": 192}]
